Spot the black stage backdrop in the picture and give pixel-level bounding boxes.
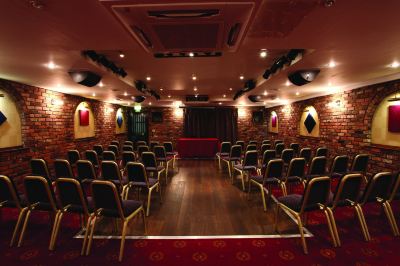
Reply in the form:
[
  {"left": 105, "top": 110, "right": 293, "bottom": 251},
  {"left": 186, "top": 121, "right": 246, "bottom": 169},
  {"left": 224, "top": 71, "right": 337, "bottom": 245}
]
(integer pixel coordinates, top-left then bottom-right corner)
[{"left": 183, "top": 107, "right": 238, "bottom": 142}]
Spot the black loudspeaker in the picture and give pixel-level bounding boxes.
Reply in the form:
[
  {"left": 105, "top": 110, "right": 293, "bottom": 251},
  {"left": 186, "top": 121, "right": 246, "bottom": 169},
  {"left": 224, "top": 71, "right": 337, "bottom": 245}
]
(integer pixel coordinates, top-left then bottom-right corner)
[
  {"left": 68, "top": 71, "right": 101, "bottom": 87},
  {"left": 152, "top": 111, "right": 163, "bottom": 123},
  {"left": 288, "top": 69, "right": 320, "bottom": 86},
  {"left": 252, "top": 111, "right": 264, "bottom": 124},
  {"left": 134, "top": 80, "right": 147, "bottom": 92},
  {"left": 248, "top": 95, "right": 263, "bottom": 102},
  {"left": 132, "top": 95, "right": 146, "bottom": 103}
]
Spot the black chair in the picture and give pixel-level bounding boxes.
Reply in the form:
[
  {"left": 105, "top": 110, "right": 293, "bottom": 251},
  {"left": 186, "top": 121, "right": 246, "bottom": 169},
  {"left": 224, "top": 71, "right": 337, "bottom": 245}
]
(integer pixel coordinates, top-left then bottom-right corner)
[
  {"left": 284, "top": 158, "right": 306, "bottom": 193},
  {"left": 386, "top": 172, "right": 400, "bottom": 236},
  {"left": 290, "top": 143, "right": 300, "bottom": 156},
  {"left": 30, "top": 158, "right": 53, "bottom": 182},
  {"left": 141, "top": 152, "right": 166, "bottom": 184},
  {"left": 136, "top": 141, "right": 147, "bottom": 149},
  {"left": 51, "top": 178, "right": 93, "bottom": 253},
  {"left": 18, "top": 176, "right": 58, "bottom": 248},
  {"left": 101, "top": 161, "right": 126, "bottom": 191},
  {"left": 0, "top": 175, "right": 28, "bottom": 247},
  {"left": 249, "top": 140, "right": 258, "bottom": 146},
  {"left": 154, "top": 146, "right": 173, "bottom": 182},
  {"left": 163, "top": 142, "right": 178, "bottom": 170},
  {"left": 316, "top": 147, "right": 328, "bottom": 157},
  {"left": 149, "top": 141, "right": 159, "bottom": 151},
  {"left": 137, "top": 145, "right": 150, "bottom": 159},
  {"left": 85, "top": 150, "right": 100, "bottom": 170},
  {"left": 111, "top": 140, "right": 120, "bottom": 149},
  {"left": 304, "top": 156, "right": 327, "bottom": 182},
  {"left": 103, "top": 151, "right": 117, "bottom": 162},
  {"left": 108, "top": 145, "right": 119, "bottom": 158},
  {"left": 221, "top": 145, "right": 242, "bottom": 179},
  {"left": 235, "top": 141, "right": 245, "bottom": 151},
  {"left": 54, "top": 159, "right": 75, "bottom": 179},
  {"left": 122, "top": 145, "right": 134, "bottom": 152},
  {"left": 121, "top": 151, "right": 136, "bottom": 172},
  {"left": 260, "top": 144, "right": 272, "bottom": 158},
  {"left": 356, "top": 172, "right": 395, "bottom": 241},
  {"left": 257, "top": 149, "right": 276, "bottom": 176},
  {"left": 124, "top": 162, "right": 162, "bottom": 216},
  {"left": 76, "top": 160, "right": 97, "bottom": 184},
  {"left": 281, "top": 149, "right": 294, "bottom": 166},
  {"left": 329, "top": 155, "right": 349, "bottom": 179},
  {"left": 275, "top": 176, "right": 336, "bottom": 254},
  {"left": 249, "top": 159, "right": 284, "bottom": 211},
  {"left": 262, "top": 140, "right": 271, "bottom": 145},
  {"left": 86, "top": 180, "right": 146, "bottom": 262},
  {"left": 233, "top": 150, "right": 258, "bottom": 191},
  {"left": 273, "top": 139, "right": 283, "bottom": 148},
  {"left": 299, "top": 148, "right": 312, "bottom": 165},
  {"left": 326, "top": 173, "right": 366, "bottom": 246},
  {"left": 124, "top": 141, "right": 134, "bottom": 147},
  {"left": 216, "top": 142, "right": 231, "bottom": 170},
  {"left": 245, "top": 144, "right": 257, "bottom": 152},
  {"left": 67, "top": 150, "right": 80, "bottom": 167},
  {"left": 275, "top": 143, "right": 285, "bottom": 157},
  {"left": 349, "top": 154, "right": 369, "bottom": 182},
  {"left": 93, "top": 145, "right": 104, "bottom": 159}
]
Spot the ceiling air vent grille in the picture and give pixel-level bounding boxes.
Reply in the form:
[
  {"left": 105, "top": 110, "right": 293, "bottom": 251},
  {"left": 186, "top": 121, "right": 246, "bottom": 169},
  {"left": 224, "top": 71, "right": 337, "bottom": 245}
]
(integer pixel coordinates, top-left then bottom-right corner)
[
  {"left": 227, "top": 23, "right": 242, "bottom": 46},
  {"left": 148, "top": 9, "right": 219, "bottom": 19},
  {"left": 131, "top": 26, "right": 153, "bottom": 48}
]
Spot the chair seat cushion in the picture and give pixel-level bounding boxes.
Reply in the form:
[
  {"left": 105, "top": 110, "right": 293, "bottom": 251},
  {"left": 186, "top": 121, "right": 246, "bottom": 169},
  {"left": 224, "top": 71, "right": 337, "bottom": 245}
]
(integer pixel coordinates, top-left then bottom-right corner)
[
  {"left": 2, "top": 194, "right": 27, "bottom": 208},
  {"left": 65, "top": 197, "right": 94, "bottom": 213},
  {"left": 131, "top": 178, "right": 158, "bottom": 188},
  {"left": 122, "top": 200, "right": 143, "bottom": 217},
  {"left": 234, "top": 164, "right": 257, "bottom": 171},
  {"left": 157, "top": 156, "right": 174, "bottom": 162},
  {"left": 216, "top": 152, "right": 229, "bottom": 157},
  {"left": 286, "top": 176, "right": 302, "bottom": 182},
  {"left": 250, "top": 175, "right": 279, "bottom": 185},
  {"left": 278, "top": 194, "right": 303, "bottom": 212},
  {"left": 331, "top": 172, "right": 345, "bottom": 179},
  {"left": 166, "top": 152, "right": 178, "bottom": 156},
  {"left": 145, "top": 166, "right": 165, "bottom": 172}
]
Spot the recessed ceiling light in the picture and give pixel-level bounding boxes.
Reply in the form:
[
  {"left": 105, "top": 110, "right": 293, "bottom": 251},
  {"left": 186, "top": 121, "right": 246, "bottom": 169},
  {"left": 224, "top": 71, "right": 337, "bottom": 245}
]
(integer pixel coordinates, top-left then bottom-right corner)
[
  {"left": 285, "top": 80, "right": 291, "bottom": 86},
  {"left": 263, "top": 91, "right": 268, "bottom": 96},
  {"left": 195, "top": 94, "right": 198, "bottom": 98},
  {"left": 149, "top": 102, "right": 152, "bottom": 105},
  {"left": 160, "top": 88, "right": 163, "bottom": 91},
  {"left": 92, "top": 92, "right": 96, "bottom": 97},
  {"left": 146, "top": 76, "right": 151, "bottom": 81},
  {"left": 390, "top": 61, "right": 400, "bottom": 68},
  {"left": 223, "top": 94, "right": 226, "bottom": 98},
  {"left": 119, "top": 52, "right": 125, "bottom": 58},
  {"left": 124, "top": 92, "right": 128, "bottom": 96},
  {"left": 229, "top": 88, "right": 233, "bottom": 91},
  {"left": 239, "top": 75, "right": 244, "bottom": 80},
  {"left": 46, "top": 61, "right": 56, "bottom": 70},
  {"left": 328, "top": 82, "right": 332, "bottom": 86},
  {"left": 328, "top": 61, "right": 336, "bottom": 68},
  {"left": 192, "top": 75, "right": 197, "bottom": 81},
  {"left": 56, "top": 83, "right": 61, "bottom": 87},
  {"left": 296, "top": 91, "right": 300, "bottom": 96},
  {"left": 259, "top": 50, "right": 267, "bottom": 58},
  {"left": 189, "top": 52, "right": 194, "bottom": 57},
  {"left": 218, "top": 102, "right": 222, "bottom": 105},
  {"left": 168, "top": 95, "right": 171, "bottom": 98},
  {"left": 98, "top": 82, "right": 104, "bottom": 87},
  {"left": 194, "top": 86, "right": 198, "bottom": 91}
]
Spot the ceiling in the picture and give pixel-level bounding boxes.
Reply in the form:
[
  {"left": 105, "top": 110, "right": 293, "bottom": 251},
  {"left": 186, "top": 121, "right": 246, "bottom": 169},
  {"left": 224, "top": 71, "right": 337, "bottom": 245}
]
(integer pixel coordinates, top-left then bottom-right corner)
[{"left": 1, "top": 0, "right": 400, "bottom": 108}]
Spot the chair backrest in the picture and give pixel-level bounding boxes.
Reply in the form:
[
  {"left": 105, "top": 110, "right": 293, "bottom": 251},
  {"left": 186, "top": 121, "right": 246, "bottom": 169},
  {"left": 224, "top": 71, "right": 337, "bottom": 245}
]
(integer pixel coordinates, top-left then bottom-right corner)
[
  {"left": 76, "top": 160, "right": 97, "bottom": 181},
  {"left": 126, "top": 162, "right": 148, "bottom": 184},
  {"left": 243, "top": 150, "right": 258, "bottom": 167},
  {"left": 55, "top": 178, "right": 89, "bottom": 214},
  {"left": 102, "top": 151, "right": 117, "bottom": 161},
  {"left": 262, "top": 150, "right": 276, "bottom": 166},
  {"left": 108, "top": 145, "right": 119, "bottom": 158},
  {"left": 101, "top": 161, "right": 121, "bottom": 182},
  {"left": 163, "top": 142, "right": 174, "bottom": 153},
  {"left": 308, "top": 156, "right": 327, "bottom": 176},
  {"left": 136, "top": 141, "right": 147, "bottom": 149},
  {"left": 54, "top": 159, "right": 74, "bottom": 179},
  {"left": 85, "top": 150, "right": 99, "bottom": 167},
  {"left": 262, "top": 140, "right": 271, "bottom": 145},
  {"left": 229, "top": 145, "right": 242, "bottom": 159},
  {"left": 249, "top": 140, "right": 258, "bottom": 146},
  {"left": 261, "top": 144, "right": 272, "bottom": 155},
  {"left": 23, "top": 175, "right": 57, "bottom": 211},
  {"left": 30, "top": 158, "right": 51, "bottom": 181},
  {"left": 290, "top": 143, "right": 300, "bottom": 155},
  {"left": 265, "top": 159, "right": 284, "bottom": 180},
  {"left": 150, "top": 141, "right": 159, "bottom": 151},
  {"left": 273, "top": 140, "right": 283, "bottom": 148},
  {"left": 67, "top": 150, "right": 80, "bottom": 165},
  {"left": 275, "top": 143, "right": 285, "bottom": 156},
  {"left": 330, "top": 155, "right": 349, "bottom": 175},
  {"left": 93, "top": 145, "right": 103, "bottom": 158},
  {"left": 331, "top": 174, "right": 363, "bottom": 208},
  {"left": 124, "top": 141, "right": 134, "bottom": 147},
  {"left": 389, "top": 172, "right": 400, "bottom": 202},
  {"left": 142, "top": 152, "right": 157, "bottom": 168},
  {"left": 299, "top": 148, "right": 312, "bottom": 163},
  {"left": 360, "top": 172, "right": 393, "bottom": 204},
  {"left": 0, "top": 175, "right": 22, "bottom": 209},
  {"left": 235, "top": 141, "right": 245, "bottom": 150},
  {"left": 122, "top": 152, "right": 136, "bottom": 168},
  {"left": 110, "top": 140, "right": 120, "bottom": 149},
  {"left": 287, "top": 158, "right": 306, "bottom": 178},
  {"left": 281, "top": 149, "right": 294, "bottom": 164},
  {"left": 219, "top": 142, "right": 231, "bottom": 154},
  {"left": 122, "top": 145, "right": 134, "bottom": 152},
  {"left": 300, "top": 176, "right": 331, "bottom": 213},
  {"left": 350, "top": 154, "right": 369, "bottom": 174},
  {"left": 137, "top": 145, "right": 150, "bottom": 158},
  {"left": 154, "top": 146, "right": 167, "bottom": 159},
  {"left": 91, "top": 180, "right": 124, "bottom": 218},
  {"left": 316, "top": 147, "right": 328, "bottom": 157},
  {"left": 246, "top": 144, "right": 257, "bottom": 152}
]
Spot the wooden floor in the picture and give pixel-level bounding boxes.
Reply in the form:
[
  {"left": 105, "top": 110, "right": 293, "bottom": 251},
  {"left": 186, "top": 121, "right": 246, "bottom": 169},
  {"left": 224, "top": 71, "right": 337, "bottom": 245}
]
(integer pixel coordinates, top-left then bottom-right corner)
[{"left": 89, "top": 159, "right": 300, "bottom": 237}]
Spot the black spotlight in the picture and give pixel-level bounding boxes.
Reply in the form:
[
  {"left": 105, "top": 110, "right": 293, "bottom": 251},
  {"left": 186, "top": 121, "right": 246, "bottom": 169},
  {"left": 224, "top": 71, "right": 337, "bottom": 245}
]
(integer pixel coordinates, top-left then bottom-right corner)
[
  {"left": 248, "top": 95, "right": 263, "bottom": 103},
  {"left": 132, "top": 95, "right": 146, "bottom": 103},
  {"left": 288, "top": 69, "right": 320, "bottom": 86},
  {"left": 134, "top": 80, "right": 147, "bottom": 92},
  {"left": 243, "top": 79, "right": 256, "bottom": 92},
  {"left": 68, "top": 71, "right": 101, "bottom": 87},
  {"left": 233, "top": 90, "right": 244, "bottom": 100},
  {"left": 263, "top": 69, "right": 272, "bottom": 80}
]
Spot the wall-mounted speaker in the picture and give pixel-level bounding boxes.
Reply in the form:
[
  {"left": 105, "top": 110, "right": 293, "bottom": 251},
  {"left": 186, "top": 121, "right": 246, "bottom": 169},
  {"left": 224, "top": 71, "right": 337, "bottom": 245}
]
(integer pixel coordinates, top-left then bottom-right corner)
[
  {"left": 68, "top": 71, "right": 101, "bottom": 87},
  {"left": 288, "top": 69, "right": 320, "bottom": 86},
  {"left": 248, "top": 95, "right": 263, "bottom": 103},
  {"left": 132, "top": 95, "right": 146, "bottom": 103}
]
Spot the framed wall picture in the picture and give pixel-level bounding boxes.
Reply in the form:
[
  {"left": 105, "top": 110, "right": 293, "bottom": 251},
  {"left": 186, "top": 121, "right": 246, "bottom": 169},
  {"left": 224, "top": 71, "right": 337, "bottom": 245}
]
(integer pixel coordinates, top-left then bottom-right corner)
[
  {"left": 252, "top": 111, "right": 263, "bottom": 124},
  {"left": 79, "top": 109, "right": 89, "bottom": 126},
  {"left": 152, "top": 111, "right": 163, "bottom": 123},
  {"left": 388, "top": 105, "right": 400, "bottom": 132}
]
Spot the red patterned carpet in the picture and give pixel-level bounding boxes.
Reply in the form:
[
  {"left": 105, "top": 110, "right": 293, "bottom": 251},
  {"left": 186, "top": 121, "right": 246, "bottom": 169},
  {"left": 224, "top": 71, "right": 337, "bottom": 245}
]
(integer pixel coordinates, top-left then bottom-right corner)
[{"left": 1, "top": 203, "right": 400, "bottom": 266}]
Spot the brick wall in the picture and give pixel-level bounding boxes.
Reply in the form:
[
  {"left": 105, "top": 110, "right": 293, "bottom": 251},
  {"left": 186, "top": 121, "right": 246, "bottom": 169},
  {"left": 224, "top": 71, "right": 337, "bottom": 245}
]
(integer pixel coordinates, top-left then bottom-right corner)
[
  {"left": 237, "top": 107, "right": 268, "bottom": 143},
  {"left": 0, "top": 79, "right": 127, "bottom": 185},
  {"left": 265, "top": 79, "right": 400, "bottom": 175}
]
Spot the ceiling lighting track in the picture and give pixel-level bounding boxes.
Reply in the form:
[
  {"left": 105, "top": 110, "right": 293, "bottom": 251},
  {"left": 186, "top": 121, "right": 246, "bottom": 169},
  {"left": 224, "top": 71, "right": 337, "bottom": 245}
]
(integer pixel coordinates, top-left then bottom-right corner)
[
  {"left": 82, "top": 50, "right": 127, "bottom": 78},
  {"left": 154, "top": 51, "right": 222, "bottom": 58},
  {"left": 134, "top": 80, "right": 161, "bottom": 100}
]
